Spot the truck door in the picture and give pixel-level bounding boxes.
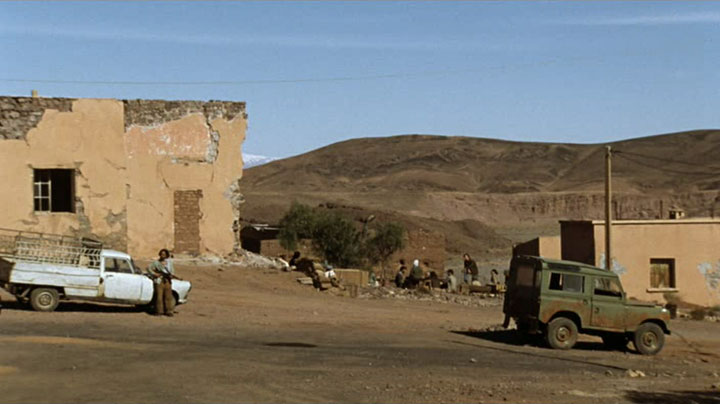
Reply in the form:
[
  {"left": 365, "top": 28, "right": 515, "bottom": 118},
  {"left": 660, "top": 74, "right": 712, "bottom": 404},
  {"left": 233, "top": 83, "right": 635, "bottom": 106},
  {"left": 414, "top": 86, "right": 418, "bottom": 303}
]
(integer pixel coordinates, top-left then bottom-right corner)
[
  {"left": 590, "top": 277, "right": 626, "bottom": 330},
  {"left": 504, "top": 258, "right": 541, "bottom": 320},
  {"left": 543, "top": 271, "right": 591, "bottom": 324},
  {"left": 102, "top": 257, "right": 143, "bottom": 302}
]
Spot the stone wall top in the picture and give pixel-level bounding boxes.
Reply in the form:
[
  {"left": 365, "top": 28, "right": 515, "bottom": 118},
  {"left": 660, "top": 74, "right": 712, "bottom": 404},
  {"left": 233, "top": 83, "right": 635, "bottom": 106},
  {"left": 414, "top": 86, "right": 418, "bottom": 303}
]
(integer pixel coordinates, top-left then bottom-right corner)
[
  {"left": 123, "top": 99, "right": 247, "bottom": 131},
  {"left": 0, "top": 96, "right": 75, "bottom": 140}
]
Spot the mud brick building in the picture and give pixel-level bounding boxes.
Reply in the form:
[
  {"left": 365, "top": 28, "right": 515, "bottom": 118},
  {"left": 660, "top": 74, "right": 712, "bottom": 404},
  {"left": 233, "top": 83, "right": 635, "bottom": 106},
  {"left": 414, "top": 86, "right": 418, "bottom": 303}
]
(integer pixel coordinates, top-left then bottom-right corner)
[
  {"left": 515, "top": 219, "right": 720, "bottom": 307},
  {"left": 0, "top": 95, "right": 247, "bottom": 259}
]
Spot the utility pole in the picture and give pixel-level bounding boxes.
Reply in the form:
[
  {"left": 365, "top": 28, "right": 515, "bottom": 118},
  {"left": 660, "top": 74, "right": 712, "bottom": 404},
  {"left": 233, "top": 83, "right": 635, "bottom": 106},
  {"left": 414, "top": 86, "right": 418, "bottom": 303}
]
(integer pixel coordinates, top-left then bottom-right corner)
[{"left": 605, "top": 146, "right": 612, "bottom": 271}]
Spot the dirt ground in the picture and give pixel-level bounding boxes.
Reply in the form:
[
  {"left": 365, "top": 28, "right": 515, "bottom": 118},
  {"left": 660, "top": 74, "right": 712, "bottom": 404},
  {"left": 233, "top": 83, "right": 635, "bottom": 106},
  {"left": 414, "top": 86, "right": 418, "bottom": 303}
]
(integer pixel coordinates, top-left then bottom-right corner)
[{"left": 0, "top": 263, "right": 719, "bottom": 404}]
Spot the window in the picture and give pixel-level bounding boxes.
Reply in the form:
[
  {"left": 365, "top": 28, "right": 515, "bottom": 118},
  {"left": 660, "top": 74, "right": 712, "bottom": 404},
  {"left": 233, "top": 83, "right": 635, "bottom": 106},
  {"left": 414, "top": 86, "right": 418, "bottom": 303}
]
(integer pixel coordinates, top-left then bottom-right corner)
[
  {"left": 594, "top": 277, "right": 623, "bottom": 297},
  {"left": 33, "top": 169, "right": 75, "bottom": 213},
  {"left": 549, "top": 272, "right": 584, "bottom": 293},
  {"left": 104, "top": 258, "right": 134, "bottom": 274},
  {"left": 515, "top": 264, "right": 536, "bottom": 287},
  {"left": 650, "top": 258, "right": 675, "bottom": 288}
]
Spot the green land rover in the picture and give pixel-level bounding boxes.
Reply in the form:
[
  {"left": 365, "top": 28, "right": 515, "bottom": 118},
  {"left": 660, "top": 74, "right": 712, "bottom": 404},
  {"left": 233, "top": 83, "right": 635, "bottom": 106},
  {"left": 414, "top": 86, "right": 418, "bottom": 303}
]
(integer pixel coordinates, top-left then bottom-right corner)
[{"left": 503, "top": 256, "right": 671, "bottom": 355}]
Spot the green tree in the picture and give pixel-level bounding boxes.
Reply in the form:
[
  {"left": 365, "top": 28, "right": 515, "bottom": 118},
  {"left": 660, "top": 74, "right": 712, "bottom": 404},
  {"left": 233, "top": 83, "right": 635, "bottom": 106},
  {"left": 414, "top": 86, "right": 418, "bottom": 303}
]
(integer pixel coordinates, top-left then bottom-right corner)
[
  {"left": 366, "top": 222, "right": 406, "bottom": 281},
  {"left": 278, "top": 202, "right": 317, "bottom": 251},
  {"left": 311, "top": 211, "right": 365, "bottom": 268}
]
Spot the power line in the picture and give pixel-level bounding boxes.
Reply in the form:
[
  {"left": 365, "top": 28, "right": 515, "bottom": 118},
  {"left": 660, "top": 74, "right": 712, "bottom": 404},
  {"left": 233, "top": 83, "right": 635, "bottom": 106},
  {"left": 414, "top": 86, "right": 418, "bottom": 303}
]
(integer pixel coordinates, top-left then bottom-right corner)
[{"left": 0, "top": 56, "right": 601, "bottom": 87}]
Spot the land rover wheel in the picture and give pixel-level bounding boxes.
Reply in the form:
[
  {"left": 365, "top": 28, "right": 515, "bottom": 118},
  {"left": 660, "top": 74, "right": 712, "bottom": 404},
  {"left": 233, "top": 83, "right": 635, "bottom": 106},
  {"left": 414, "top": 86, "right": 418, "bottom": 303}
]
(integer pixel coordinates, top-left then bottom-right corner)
[
  {"left": 30, "top": 288, "right": 60, "bottom": 312},
  {"left": 602, "top": 334, "right": 629, "bottom": 350},
  {"left": 546, "top": 317, "right": 578, "bottom": 350},
  {"left": 633, "top": 323, "right": 664, "bottom": 355}
]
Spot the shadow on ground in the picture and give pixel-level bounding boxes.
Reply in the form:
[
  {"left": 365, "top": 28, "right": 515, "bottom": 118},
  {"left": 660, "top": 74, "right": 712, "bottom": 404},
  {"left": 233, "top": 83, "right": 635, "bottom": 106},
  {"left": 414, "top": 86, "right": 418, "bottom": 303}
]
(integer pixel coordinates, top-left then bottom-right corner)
[
  {"left": 2, "top": 300, "right": 149, "bottom": 314},
  {"left": 453, "top": 329, "right": 633, "bottom": 353},
  {"left": 625, "top": 390, "right": 720, "bottom": 404}
]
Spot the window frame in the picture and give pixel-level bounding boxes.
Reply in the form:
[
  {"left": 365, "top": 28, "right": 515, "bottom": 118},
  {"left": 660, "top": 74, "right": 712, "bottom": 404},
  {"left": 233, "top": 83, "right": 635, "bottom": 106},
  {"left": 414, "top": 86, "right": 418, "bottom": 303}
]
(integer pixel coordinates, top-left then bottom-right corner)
[
  {"left": 547, "top": 271, "right": 585, "bottom": 294},
  {"left": 32, "top": 168, "right": 76, "bottom": 214},
  {"left": 648, "top": 258, "right": 677, "bottom": 292}
]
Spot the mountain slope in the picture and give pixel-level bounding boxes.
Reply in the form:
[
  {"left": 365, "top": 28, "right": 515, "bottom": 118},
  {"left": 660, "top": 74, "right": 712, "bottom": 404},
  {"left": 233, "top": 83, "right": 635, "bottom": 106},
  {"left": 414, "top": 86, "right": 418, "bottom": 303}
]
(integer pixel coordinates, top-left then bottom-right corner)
[
  {"left": 240, "top": 130, "right": 720, "bottom": 263},
  {"left": 243, "top": 130, "right": 720, "bottom": 194}
]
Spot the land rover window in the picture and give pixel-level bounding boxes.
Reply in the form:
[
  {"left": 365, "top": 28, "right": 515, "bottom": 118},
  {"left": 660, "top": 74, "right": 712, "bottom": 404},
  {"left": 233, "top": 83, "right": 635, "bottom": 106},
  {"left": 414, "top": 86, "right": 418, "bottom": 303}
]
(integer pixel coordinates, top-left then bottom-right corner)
[
  {"left": 516, "top": 264, "right": 535, "bottom": 287},
  {"left": 548, "top": 272, "right": 584, "bottom": 293},
  {"left": 594, "top": 277, "right": 623, "bottom": 297}
]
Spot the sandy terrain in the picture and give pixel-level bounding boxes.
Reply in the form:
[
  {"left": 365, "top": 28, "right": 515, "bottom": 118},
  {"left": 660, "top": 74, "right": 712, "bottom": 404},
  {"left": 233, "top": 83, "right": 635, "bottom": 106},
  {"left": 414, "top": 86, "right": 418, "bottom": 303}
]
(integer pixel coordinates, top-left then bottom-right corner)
[{"left": 0, "top": 263, "right": 718, "bottom": 403}]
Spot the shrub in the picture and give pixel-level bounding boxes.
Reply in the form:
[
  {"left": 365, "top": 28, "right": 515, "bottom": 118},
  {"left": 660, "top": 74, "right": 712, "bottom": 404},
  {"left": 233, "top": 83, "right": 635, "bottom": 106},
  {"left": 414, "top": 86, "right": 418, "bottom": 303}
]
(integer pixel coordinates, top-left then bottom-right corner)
[
  {"left": 278, "top": 202, "right": 317, "bottom": 251},
  {"left": 311, "top": 210, "right": 365, "bottom": 268}
]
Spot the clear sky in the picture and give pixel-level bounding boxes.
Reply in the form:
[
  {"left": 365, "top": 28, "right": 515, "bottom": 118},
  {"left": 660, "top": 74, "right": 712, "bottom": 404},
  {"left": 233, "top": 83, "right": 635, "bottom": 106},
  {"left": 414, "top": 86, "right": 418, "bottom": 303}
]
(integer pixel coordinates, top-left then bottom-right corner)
[{"left": 1, "top": 2, "right": 718, "bottom": 158}]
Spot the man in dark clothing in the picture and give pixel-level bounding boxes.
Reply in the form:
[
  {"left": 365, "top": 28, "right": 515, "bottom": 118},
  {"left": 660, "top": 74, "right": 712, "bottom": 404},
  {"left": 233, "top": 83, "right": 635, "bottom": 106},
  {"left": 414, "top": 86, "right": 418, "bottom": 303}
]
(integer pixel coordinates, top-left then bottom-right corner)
[
  {"left": 463, "top": 253, "right": 479, "bottom": 284},
  {"left": 394, "top": 259, "right": 407, "bottom": 288},
  {"left": 288, "top": 251, "right": 301, "bottom": 270}
]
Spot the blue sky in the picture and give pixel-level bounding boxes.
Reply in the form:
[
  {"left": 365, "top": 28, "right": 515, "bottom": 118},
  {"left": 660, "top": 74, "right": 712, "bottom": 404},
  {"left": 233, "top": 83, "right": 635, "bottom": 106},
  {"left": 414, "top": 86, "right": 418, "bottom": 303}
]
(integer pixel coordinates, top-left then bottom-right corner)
[{"left": 1, "top": 2, "right": 718, "bottom": 158}]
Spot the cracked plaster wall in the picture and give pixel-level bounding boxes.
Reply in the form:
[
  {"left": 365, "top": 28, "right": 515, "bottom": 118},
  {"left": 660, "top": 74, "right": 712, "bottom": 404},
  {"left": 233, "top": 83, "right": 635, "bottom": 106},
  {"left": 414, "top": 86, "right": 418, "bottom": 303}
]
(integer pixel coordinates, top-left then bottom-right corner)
[
  {"left": 589, "top": 221, "right": 720, "bottom": 307},
  {"left": 0, "top": 96, "right": 246, "bottom": 259},
  {"left": 0, "top": 98, "right": 128, "bottom": 248}
]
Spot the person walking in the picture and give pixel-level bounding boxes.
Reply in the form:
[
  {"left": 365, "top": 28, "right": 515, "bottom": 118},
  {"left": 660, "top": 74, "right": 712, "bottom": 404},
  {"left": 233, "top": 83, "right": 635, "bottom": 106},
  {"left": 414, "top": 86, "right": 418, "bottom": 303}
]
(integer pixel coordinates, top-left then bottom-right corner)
[
  {"left": 463, "top": 253, "right": 479, "bottom": 284},
  {"left": 147, "top": 248, "right": 175, "bottom": 316}
]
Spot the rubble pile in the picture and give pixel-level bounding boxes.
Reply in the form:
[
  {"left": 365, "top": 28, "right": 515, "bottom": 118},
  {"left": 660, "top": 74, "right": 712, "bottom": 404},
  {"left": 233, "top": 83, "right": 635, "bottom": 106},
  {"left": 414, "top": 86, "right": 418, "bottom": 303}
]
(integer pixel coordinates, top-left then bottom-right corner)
[
  {"left": 222, "top": 249, "right": 287, "bottom": 269},
  {"left": 357, "top": 286, "right": 501, "bottom": 307}
]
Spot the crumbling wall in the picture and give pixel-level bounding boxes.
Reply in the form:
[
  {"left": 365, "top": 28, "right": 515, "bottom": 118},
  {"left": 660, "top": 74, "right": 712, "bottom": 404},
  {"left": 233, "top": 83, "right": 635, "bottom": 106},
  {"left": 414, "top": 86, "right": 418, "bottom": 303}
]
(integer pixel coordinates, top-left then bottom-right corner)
[
  {"left": 0, "top": 97, "right": 74, "bottom": 140},
  {"left": 124, "top": 101, "right": 246, "bottom": 258},
  {"left": 0, "top": 96, "right": 246, "bottom": 259},
  {"left": 0, "top": 98, "right": 128, "bottom": 250}
]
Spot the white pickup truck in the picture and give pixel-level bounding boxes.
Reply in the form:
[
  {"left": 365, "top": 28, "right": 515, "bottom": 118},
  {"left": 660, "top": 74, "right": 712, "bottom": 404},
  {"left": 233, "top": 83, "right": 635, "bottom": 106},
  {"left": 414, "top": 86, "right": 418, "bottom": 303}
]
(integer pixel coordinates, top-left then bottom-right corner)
[{"left": 0, "top": 229, "right": 191, "bottom": 312}]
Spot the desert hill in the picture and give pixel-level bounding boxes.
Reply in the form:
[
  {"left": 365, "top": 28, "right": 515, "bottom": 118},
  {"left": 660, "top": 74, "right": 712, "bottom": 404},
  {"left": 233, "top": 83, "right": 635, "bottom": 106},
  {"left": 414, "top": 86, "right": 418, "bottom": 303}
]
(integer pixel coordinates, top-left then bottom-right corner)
[
  {"left": 240, "top": 130, "right": 720, "bottom": 264},
  {"left": 243, "top": 130, "right": 720, "bottom": 194}
]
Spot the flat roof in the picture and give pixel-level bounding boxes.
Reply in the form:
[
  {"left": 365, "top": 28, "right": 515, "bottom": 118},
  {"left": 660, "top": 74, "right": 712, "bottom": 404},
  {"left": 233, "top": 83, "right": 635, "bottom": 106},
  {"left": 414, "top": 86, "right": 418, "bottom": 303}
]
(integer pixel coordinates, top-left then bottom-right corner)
[{"left": 560, "top": 218, "right": 720, "bottom": 226}]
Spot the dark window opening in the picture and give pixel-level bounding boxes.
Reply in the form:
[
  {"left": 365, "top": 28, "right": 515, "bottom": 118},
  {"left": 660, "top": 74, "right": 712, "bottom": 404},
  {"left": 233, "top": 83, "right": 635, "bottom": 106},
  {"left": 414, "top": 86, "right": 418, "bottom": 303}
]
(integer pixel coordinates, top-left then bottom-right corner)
[
  {"left": 548, "top": 272, "right": 584, "bottom": 293},
  {"left": 650, "top": 258, "right": 676, "bottom": 288},
  {"left": 33, "top": 169, "right": 75, "bottom": 213}
]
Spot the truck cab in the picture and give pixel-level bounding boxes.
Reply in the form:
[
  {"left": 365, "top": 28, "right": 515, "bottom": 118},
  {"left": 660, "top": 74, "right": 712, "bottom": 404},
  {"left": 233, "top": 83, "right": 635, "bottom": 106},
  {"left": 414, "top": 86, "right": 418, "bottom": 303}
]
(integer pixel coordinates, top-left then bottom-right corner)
[{"left": 503, "top": 255, "right": 671, "bottom": 355}]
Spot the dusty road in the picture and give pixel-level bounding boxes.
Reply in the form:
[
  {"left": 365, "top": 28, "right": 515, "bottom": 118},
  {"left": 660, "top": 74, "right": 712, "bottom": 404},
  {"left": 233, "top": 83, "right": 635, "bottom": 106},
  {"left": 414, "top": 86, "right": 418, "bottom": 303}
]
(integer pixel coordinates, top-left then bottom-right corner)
[{"left": 0, "top": 264, "right": 718, "bottom": 404}]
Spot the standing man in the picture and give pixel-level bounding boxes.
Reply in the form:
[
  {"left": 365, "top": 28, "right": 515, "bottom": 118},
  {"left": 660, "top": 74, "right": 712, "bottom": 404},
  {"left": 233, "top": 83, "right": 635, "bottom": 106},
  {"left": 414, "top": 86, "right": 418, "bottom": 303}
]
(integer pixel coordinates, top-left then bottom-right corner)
[
  {"left": 147, "top": 248, "right": 175, "bottom": 316},
  {"left": 463, "top": 253, "right": 479, "bottom": 285}
]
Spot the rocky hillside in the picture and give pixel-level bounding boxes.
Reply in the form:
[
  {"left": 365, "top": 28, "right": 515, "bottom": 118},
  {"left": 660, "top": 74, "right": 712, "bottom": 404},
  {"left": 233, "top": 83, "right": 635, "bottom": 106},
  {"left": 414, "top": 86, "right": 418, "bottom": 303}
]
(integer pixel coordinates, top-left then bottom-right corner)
[{"left": 240, "top": 130, "right": 720, "bottom": 263}]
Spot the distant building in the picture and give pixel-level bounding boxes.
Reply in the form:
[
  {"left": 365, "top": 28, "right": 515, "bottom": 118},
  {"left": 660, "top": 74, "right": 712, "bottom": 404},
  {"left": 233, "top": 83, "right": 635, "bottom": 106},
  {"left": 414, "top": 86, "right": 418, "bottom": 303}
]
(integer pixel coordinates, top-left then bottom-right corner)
[
  {"left": 512, "top": 236, "right": 561, "bottom": 260},
  {"left": 0, "top": 96, "right": 247, "bottom": 259},
  {"left": 559, "top": 219, "right": 720, "bottom": 307}
]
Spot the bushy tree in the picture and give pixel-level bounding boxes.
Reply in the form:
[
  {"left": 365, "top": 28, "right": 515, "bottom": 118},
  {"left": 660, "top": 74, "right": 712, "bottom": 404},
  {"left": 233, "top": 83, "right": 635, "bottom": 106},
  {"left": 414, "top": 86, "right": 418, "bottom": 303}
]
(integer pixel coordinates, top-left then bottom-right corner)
[
  {"left": 276, "top": 202, "right": 406, "bottom": 270},
  {"left": 311, "top": 211, "right": 365, "bottom": 268},
  {"left": 278, "top": 202, "right": 317, "bottom": 251},
  {"left": 366, "top": 222, "right": 406, "bottom": 280}
]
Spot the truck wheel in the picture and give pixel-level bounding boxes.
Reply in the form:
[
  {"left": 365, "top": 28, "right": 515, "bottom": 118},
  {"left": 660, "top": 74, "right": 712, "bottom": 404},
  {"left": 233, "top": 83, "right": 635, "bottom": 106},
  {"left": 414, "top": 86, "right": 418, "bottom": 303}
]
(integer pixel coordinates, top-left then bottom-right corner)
[
  {"left": 546, "top": 317, "right": 578, "bottom": 350},
  {"left": 30, "top": 288, "right": 60, "bottom": 312},
  {"left": 633, "top": 323, "right": 664, "bottom": 355},
  {"left": 602, "top": 334, "right": 629, "bottom": 350}
]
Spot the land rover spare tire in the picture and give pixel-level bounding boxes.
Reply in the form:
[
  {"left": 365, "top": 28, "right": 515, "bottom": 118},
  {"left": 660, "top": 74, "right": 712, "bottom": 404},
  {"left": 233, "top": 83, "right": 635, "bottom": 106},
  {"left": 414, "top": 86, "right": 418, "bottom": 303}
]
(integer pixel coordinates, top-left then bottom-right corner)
[
  {"left": 30, "top": 288, "right": 60, "bottom": 312},
  {"left": 633, "top": 322, "right": 665, "bottom": 355},
  {"left": 546, "top": 317, "right": 578, "bottom": 350}
]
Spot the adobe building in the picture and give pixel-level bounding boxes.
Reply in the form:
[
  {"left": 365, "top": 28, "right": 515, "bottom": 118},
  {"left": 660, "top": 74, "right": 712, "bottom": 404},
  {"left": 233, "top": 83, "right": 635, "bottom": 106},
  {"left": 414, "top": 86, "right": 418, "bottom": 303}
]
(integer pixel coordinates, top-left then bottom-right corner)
[
  {"left": 512, "top": 236, "right": 561, "bottom": 260},
  {"left": 560, "top": 219, "right": 720, "bottom": 307},
  {"left": 0, "top": 95, "right": 247, "bottom": 259}
]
